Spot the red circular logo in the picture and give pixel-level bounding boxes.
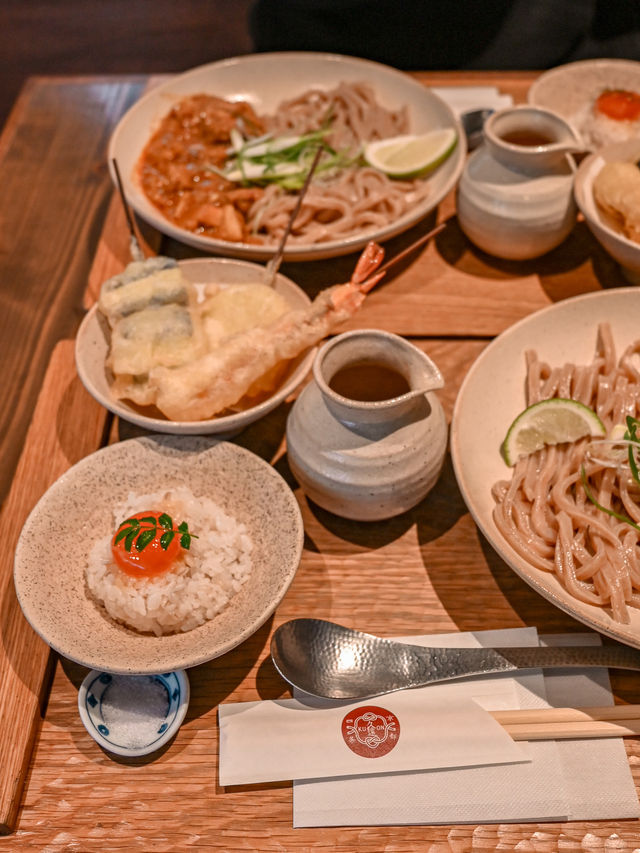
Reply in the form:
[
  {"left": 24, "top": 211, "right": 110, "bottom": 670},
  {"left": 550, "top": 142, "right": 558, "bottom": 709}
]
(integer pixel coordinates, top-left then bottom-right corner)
[{"left": 341, "top": 705, "right": 400, "bottom": 758}]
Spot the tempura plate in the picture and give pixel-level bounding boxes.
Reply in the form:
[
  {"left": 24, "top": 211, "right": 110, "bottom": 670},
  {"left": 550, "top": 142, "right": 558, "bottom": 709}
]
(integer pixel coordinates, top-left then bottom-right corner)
[
  {"left": 75, "top": 257, "right": 315, "bottom": 435},
  {"left": 451, "top": 288, "right": 640, "bottom": 649},
  {"left": 108, "top": 52, "right": 465, "bottom": 261}
]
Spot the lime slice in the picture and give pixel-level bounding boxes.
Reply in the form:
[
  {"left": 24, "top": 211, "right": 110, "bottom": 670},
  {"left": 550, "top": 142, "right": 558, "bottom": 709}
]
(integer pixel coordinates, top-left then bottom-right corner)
[
  {"left": 364, "top": 128, "right": 457, "bottom": 178},
  {"left": 502, "top": 398, "right": 606, "bottom": 466}
]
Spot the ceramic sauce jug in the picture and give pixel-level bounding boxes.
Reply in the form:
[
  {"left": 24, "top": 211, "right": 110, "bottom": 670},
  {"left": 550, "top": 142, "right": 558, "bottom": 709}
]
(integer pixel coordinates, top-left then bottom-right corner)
[
  {"left": 456, "top": 105, "right": 581, "bottom": 260},
  {"left": 286, "top": 329, "right": 447, "bottom": 521}
]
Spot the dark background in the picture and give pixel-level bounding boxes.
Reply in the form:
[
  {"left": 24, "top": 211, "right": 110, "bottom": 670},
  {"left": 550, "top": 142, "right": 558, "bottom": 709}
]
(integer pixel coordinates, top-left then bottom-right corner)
[
  {"left": 3, "top": 0, "right": 640, "bottom": 131},
  {"left": 0, "top": 0, "right": 254, "bottom": 128}
]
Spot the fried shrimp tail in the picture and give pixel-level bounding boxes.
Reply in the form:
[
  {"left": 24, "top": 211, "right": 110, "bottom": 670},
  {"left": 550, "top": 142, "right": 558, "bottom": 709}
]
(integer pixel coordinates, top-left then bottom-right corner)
[{"left": 149, "top": 241, "right": 386, "bottom": 421}]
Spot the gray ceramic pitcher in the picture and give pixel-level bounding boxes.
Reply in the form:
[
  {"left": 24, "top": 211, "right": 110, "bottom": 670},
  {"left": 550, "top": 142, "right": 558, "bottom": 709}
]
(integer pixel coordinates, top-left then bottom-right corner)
[{"left": 286, "top": 329, "right": 447, "bottom": 521}]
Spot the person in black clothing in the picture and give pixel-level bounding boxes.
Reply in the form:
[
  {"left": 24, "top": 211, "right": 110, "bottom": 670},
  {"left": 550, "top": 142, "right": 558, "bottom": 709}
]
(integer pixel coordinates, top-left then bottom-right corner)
[{"left": 249, "top": 0, "right": 640, "bottom": 70}]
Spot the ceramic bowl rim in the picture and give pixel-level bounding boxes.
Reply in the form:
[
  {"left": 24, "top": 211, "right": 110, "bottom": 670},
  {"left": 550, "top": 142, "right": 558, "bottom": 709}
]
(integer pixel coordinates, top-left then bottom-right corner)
[{"left": 573, "top": 137, "right": 640, "bottom": 264}]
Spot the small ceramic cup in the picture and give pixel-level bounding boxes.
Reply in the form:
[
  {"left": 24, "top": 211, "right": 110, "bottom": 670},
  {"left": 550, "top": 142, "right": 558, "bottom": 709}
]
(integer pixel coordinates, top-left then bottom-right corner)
[
  {"left": 457, "top": 105, "right": 579, "bottom": 260},
  {"left": 78, "top": 669, "right": 190, "bottom": 757},
  {"left": 286, "top": 329, "right": 447, "bottom": 521},
  {"left": 483, "top": 105, "right": 582, "bottom": 173}
]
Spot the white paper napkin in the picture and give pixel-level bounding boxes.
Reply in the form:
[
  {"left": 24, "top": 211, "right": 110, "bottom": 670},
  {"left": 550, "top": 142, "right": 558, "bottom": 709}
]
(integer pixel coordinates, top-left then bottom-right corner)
[
  {"left": 218, "top": 683, "right": 528, "bottom": 786},
  {"left": 432, "top": 86, "right": 513, "bottom": 116},
  {"left": 293, "top": 628, "right": 640, "bottom": 827}
]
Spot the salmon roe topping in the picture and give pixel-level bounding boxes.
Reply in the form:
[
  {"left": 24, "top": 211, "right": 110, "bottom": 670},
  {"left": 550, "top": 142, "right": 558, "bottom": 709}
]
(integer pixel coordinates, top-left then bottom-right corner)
[
  {"left": 595, "top": 89, "right": 640, "bottom": 122},
  {"left": 111, "top": 510, "right": 183, "bottom": 579}
]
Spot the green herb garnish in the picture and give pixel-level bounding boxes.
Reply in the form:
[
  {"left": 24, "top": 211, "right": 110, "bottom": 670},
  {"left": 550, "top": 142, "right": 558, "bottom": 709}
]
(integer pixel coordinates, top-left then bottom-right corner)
[
  {"left": 624, "top": 415, "right": 640, "bottom": 486},
  {"left": 114, "top": 513, "right": 197, "bottom": 553}
]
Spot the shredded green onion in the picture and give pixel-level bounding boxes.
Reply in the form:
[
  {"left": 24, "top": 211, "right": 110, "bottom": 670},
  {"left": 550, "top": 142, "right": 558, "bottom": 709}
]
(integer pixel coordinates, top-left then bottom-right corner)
[
  {"left": 625, "top": 415, "right": 640, "bottom": 486},
  {"left": 581, "top": 414, "right": 640, "bottom": 532},
  {"left": 209, "top": 117, "right": 360, "bottom": 190}
]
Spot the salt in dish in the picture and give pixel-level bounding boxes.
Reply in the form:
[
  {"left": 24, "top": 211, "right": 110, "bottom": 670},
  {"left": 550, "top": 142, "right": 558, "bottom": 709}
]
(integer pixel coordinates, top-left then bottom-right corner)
[{"left": 78, "top": 669, "right": 189, "bottom": 757}]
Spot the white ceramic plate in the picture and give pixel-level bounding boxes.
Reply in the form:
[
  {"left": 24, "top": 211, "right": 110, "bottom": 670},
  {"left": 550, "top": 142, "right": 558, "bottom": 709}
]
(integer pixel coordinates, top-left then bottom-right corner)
[
  {"left": 108, "top": 52, "right": 465, "bottom": 261},
  {"left": 14, "top": 436, "right": 304, "bottom": 674},
  {"left": 450, "top": 288, "right": 640, "bottom": 648},
  {"left": 528, "top": 59, "right": 640, "bottom": 148},
  {"left": 75, "top": 257, "right": 315, "bottom": 435}
]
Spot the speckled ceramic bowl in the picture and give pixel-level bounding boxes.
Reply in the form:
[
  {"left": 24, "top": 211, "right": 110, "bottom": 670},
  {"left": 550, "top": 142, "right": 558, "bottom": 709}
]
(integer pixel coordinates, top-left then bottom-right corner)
[
  {"left": 75, "top": 257, "right": 315, "bottom": 436},
  {"left": 78, "top": 669, "right": 190, "bottom": 757},
  {"left": 14, "top": 436, "right": 304, "bottom": 674},
  {"left": 528, "top": 59, "right": 640, "bottom": 149}
]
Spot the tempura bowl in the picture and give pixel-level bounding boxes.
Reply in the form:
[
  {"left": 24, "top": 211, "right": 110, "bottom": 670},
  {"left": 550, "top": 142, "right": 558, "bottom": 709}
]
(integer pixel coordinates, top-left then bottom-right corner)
[
  {"left": 75, "top": 257, "right": 316, "bottom": 435},
  {"left": 574, "top": 138, "right": 640, "bottom": 284}
]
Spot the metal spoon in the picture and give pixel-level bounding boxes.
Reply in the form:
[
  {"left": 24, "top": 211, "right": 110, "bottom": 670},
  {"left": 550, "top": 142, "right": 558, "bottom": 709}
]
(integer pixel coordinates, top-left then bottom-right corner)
[{"left": 270, "top": 618, "right": 640, "bottom": 700}]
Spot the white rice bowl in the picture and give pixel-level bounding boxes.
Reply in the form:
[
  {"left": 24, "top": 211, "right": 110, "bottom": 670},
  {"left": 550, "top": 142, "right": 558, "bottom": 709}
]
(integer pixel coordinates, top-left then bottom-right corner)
[
  {"left": 14, "top": 436, "right": 304, "bottom": 674},
  {"left": 571, "top": 100, "right": 640, "bottom": 149},
  {"left": 86, "top": 487, "right": 253, "bottom": 636},
  {"left": 528, "top": 59, "right": 640, "bottom": 149}
]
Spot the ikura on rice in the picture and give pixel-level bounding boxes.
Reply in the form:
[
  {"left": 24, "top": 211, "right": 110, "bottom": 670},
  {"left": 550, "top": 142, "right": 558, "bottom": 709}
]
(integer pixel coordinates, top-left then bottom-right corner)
[{"left": 85, "top": 487, "right": 253, "bottom": 636}]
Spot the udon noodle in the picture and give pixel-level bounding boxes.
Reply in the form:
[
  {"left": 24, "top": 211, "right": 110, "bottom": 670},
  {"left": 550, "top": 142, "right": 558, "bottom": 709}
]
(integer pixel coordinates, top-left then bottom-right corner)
[
  {"left": 492, "top": 323, "right": 640, "bottom": 624},
  {"left": 249, "top": 82, "right": 431, "bottom": 245},
  {"left": 137, "top": 82, "right": 432, "bottom": 246}
]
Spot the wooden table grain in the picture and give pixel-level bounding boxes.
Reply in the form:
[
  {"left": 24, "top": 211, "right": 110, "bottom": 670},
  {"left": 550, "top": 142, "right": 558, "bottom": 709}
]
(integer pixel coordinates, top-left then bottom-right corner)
[{"left": 1, "top": 70, "right": 640, "bottom": 851}]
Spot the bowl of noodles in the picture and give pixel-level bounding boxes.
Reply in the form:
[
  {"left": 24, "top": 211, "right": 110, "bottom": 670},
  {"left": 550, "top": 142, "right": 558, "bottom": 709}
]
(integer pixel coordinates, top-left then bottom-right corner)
[
  {"left": 108, "top": 52, "right": 465, "bottom": 262},
  {"left": 451, "top": 289, "right": 640, "bottom": 649}
]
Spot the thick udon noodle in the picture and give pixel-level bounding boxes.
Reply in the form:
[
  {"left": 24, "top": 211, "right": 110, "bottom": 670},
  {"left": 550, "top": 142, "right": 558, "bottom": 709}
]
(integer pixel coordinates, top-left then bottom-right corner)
[
  {"left": 492, "top": 323, "right": 640, "bottom": 624},
  {"left": 250, "top": 82, "right": 431, "bottom": 245}
]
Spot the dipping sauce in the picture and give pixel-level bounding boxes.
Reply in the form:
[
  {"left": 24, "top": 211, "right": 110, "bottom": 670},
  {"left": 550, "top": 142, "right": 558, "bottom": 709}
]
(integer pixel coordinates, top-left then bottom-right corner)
[
  {"left": 328, "top": 361, "right": 411, "bottom": 402},
  {"left": 500, "top": 128, "right": 556, "bottom": 147}
]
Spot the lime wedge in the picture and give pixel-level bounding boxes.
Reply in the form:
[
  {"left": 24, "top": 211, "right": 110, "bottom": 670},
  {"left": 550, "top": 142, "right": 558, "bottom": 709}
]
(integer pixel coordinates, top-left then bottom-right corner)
[
  {"left": 364, "top": 128, "right": 457, "bottom": 178},
  {"left": 502, "top": 398, "right": 606, "bottom": 466}
]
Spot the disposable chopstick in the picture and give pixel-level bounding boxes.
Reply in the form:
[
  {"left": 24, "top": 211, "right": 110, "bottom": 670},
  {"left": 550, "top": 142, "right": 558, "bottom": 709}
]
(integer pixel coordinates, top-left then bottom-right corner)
[
  {"left": 111, "top": 158, "right": 145, "bottom": 262},
  {"left": 491, "top": 705, "right": 640, "bottom": 741},
  {"left": 263, "top": 144, "right": 324, "bottom": 286},
  {"left": 375, "top": 221, "right": 447, "bottom": 276}
]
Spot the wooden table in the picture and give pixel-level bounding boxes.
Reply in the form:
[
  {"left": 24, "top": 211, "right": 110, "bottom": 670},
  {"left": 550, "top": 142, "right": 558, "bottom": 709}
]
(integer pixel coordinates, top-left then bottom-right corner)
[{"left": 1, "top": 70, "right": 639, "bottom": 851}]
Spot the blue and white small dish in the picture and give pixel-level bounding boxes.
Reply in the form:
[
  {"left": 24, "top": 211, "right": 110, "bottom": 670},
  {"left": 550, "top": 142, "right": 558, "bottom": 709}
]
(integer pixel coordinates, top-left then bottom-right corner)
[{"left": 78, "top": 668, "right": 190, "bottom": 757}]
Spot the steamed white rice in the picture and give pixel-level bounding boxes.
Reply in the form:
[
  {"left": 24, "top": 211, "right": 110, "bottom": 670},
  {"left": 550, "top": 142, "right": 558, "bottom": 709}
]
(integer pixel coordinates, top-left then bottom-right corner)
[
  {"left": 573, "top": 100, "right": 640, "bottom": 149},
  {"left": 86, "top": 486, "right": 253, "bottom": 635}
]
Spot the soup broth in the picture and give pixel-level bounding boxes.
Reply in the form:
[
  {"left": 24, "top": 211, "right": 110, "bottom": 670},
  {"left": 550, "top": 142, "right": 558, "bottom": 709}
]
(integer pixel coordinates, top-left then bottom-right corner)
[{"left": 328, "top": 361, "right": 411, "bottom": 402}]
